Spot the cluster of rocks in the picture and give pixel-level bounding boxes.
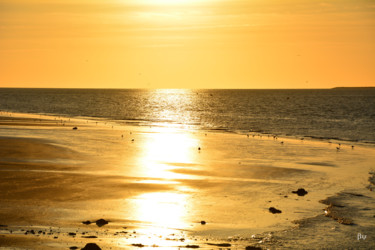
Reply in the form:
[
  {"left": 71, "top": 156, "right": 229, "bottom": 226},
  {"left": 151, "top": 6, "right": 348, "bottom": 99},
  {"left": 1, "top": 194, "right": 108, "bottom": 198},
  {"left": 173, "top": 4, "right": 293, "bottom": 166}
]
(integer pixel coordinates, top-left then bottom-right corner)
[
  {"left": 323, "top": 204, "right": 354, "bottom": 225},
  {"left": 82, "top": 219, "right": 109, "bottom": 227},
  {"left": 268, "top": 188, "right": 308, "bottom": 214}
]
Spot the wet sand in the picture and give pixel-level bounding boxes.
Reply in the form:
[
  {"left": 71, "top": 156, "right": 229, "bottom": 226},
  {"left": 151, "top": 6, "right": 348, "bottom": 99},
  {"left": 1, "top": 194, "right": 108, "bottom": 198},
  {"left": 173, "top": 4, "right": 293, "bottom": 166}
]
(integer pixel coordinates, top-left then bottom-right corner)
[{"left": 0, "top": 112, "right": 375, "bottom": 249}]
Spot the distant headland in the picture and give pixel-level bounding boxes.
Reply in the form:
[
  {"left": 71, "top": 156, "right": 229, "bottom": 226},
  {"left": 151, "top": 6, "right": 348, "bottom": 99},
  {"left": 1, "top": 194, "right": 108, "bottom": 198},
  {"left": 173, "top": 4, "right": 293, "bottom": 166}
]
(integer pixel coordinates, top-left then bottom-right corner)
[{"left": 332, "top": 87, "right": 375, "bottom": 90}]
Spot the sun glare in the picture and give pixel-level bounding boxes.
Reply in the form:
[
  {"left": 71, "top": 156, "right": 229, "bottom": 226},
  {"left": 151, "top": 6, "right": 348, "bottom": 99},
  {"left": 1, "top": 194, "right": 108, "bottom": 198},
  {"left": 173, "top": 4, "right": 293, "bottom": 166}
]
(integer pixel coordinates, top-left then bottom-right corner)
[
  {"left": 139, "top": 0, "right": 199, "bottom": 5},
  {"left": 118, "top": 191, "right": 191, "bottom": 247},
  {"left": 133, "top": 192, "right": 189, "bottom": 227},
  {"left": 137, "top": 128, "right": 199, "bottom": 180},
  {"left": 116, "top": 90, "right": 202, "bottom": 245}
]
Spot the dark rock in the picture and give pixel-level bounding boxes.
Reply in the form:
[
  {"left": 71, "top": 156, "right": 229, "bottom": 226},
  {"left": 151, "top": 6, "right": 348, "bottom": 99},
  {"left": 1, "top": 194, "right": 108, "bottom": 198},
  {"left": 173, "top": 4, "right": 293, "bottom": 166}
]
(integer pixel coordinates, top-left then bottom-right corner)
[
  {"left": 73, "top": 127, "right": 78, "bottom": 130},
  {"left": 292, "top": 188, "right": 308, "bottom": 196},
  {"left": 70, "top": 247, "right": 79, "bottom": 250},
  {"left": 82, "top": 236, "right": 98, "bottom": 238},
  {"left": 81, "top": 243, "right": 101, "bottom": 250},
  {"left": 269, "top": 207, "right": 282, "bottom": 214},
  {"left": 337, "top": 217, "right": 354, "bottom": 225},
  {"left": 185, "top": 245, "right": 199, "bottom": 248},
  {"left": 68, "top": 232, "right": 76, "bottom": 236},
  {"left": 207, "top": 243, "right": 231, "bottom": 247},
  {"left": 245, "top": 246, "right": 262, "bottom": 250},
  {"left": 131, "top": 243, "right": 145, "bottom": 247},
  {"left": 200, "top": 221, "right": 206, "bottom": 225},
  {"left": 82, "top": 220, "right": 91, "bottom": 225},
  {"left": 0, "top": 225, "right": 7, "bottom": 227},
  {"left": 95, "top": 219, "right": 108, "bottom": 227}
]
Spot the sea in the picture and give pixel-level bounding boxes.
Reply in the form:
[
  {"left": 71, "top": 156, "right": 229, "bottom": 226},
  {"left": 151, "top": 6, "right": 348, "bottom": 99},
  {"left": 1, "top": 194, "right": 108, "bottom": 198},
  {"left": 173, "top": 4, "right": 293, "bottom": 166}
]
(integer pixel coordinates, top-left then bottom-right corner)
[{"left": 0, "top": 88, "right": 374, "bottom": 144}]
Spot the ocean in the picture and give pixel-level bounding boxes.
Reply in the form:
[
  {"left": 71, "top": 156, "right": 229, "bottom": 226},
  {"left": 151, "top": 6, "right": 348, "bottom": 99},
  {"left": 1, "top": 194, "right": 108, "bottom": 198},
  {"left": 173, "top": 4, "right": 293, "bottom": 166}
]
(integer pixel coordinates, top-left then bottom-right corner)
[{"left": 0, "top": 88, "right": 374, "bottom": 143}]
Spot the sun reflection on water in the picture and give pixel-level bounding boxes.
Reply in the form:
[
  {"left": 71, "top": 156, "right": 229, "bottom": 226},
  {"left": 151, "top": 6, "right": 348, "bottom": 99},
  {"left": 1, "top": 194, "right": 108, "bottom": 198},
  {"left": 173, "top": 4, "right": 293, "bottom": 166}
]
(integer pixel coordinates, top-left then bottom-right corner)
[
  {"left": 138, "top": 127, "right": 199, "bottom": 181},
  {"left": 124, "top": 92, "right": 201, "bottom": 243},
  {"left": 130, "top": 128, "right": 199, "bottom": 229},
  {"left": 146, "top": 89, "right": 198, "bottom": 128},
  {"left": 133, "top": 192, "right": 189, "bottom": 228},
  {"left": 120, "top": 190, "right": 195, "bottom": 248}
]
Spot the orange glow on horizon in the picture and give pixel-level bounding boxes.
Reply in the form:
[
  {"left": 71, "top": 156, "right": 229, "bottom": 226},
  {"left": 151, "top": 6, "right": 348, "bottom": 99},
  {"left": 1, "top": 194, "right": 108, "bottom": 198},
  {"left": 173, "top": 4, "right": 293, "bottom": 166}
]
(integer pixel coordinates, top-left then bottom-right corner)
[{"left": 0, "top": 0, "right": 374, "bottom": 89}]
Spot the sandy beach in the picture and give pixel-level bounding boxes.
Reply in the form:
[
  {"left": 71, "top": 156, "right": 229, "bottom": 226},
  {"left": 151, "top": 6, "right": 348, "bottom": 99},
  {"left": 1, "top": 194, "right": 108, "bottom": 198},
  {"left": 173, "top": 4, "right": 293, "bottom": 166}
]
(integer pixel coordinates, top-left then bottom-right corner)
[{"left": 0, "top": 112, "right": 375, "bottom": 249}]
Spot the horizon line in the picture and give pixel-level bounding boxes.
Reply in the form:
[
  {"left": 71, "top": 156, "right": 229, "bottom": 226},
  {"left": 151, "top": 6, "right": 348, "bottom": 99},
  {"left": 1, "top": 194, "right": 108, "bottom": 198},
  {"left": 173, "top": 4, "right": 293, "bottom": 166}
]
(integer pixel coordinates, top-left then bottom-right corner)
[{"left": 0, "top": 86, "right": 375, "bottom": 90}]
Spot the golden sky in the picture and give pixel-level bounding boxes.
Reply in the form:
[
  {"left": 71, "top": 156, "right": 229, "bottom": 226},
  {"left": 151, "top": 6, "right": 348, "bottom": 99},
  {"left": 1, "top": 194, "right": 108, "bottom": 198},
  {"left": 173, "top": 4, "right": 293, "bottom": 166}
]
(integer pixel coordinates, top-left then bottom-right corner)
[{"left": 0, "top": 0, "right": 374, "bottom": 89}]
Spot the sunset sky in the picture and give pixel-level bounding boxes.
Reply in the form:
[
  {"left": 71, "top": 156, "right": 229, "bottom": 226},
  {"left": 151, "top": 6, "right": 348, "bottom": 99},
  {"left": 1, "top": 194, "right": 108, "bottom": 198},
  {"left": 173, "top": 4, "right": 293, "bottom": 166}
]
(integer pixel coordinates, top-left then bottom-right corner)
[{"left": 0, "top": 0, "right": 374, "bottom": 89}]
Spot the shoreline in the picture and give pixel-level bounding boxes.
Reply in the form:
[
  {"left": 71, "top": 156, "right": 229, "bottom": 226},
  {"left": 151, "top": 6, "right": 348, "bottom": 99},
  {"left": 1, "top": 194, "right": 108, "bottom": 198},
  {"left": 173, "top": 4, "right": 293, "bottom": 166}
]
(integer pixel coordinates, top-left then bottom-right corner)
[
  {"left": 2, "top": 110, "right": 374, "bottom": 147},
  {"left": 1, "top": 112, "right": 374, "bottom": 249}
]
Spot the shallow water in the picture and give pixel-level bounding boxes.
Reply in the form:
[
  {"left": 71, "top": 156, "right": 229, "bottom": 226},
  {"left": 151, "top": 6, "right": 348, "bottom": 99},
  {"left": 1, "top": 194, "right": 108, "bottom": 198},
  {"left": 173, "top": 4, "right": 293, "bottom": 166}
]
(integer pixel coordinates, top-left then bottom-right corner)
[{"left": 1, "top": 112, "right": 374, "bottom": 249}]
